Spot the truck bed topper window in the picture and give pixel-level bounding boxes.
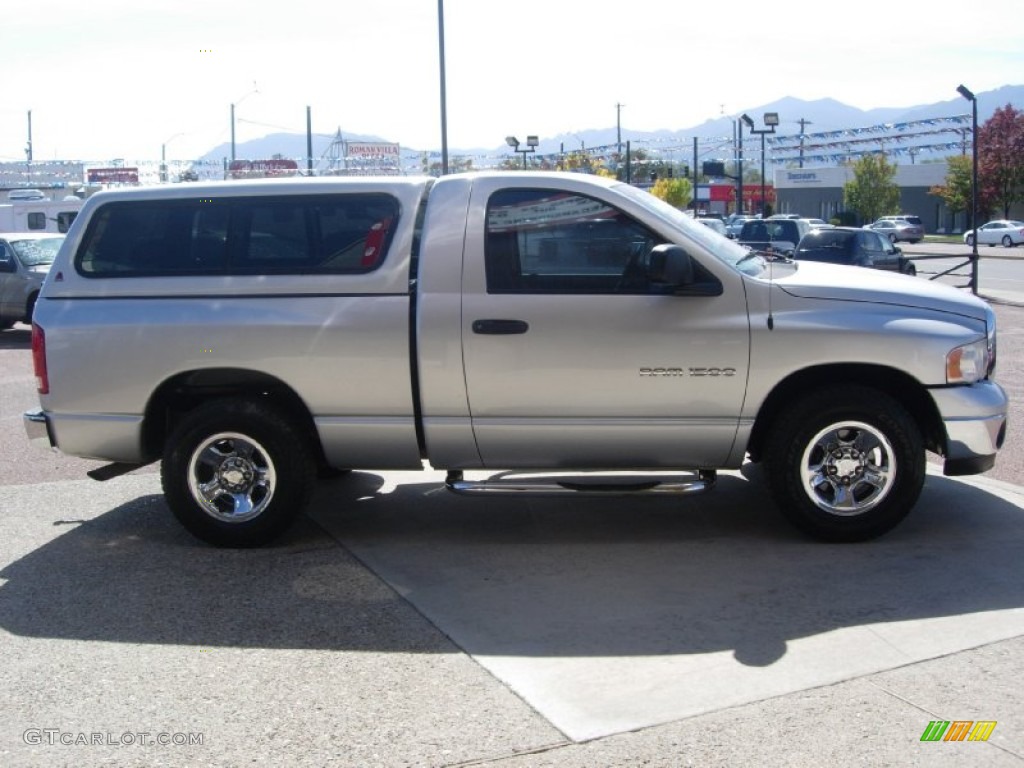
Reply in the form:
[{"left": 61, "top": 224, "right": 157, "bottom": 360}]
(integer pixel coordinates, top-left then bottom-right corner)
[{"left": 76, "top": 193, "right": 400, "bottom": 277}]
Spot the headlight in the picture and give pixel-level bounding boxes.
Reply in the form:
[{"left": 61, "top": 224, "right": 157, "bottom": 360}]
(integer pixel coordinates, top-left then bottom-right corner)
[{"left": 946, "top": 338, "right": 991, "bottom": 384}]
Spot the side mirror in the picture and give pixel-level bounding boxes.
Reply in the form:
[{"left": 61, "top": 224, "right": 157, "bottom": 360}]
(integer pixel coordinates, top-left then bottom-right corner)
[
  {"left": 647, "top": 244, "right": 694, "bottom": 286},
  {"left": 647, "top": 244, "right": 722, "bottom": 297}
]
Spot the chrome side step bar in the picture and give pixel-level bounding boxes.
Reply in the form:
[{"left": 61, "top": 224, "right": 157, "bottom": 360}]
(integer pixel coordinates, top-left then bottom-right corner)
[{"left": 445, "top": 470, "right": 716, "bottom": 497}]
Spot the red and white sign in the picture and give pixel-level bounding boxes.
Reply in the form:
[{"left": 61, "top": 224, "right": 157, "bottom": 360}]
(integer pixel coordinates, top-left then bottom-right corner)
[
  {"left": 344, "top": 142, "right": 400, "bottom": 159},
  {"left": 87, "top": 167, "right": 139, "bottom": 184}
]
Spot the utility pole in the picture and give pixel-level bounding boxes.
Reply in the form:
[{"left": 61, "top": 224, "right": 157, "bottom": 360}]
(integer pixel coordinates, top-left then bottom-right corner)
[
  {"left": 616, "top": 102, "right": 625, "bottom": 155},
  {"left": 798, "top": 118, "right": 813, "bottom": 168},
  {"left": 26, "top": 110, "right": 33, "bottom": 181},
  {"left": 306, "top": 106, "right": 313, "bottom": 176}
]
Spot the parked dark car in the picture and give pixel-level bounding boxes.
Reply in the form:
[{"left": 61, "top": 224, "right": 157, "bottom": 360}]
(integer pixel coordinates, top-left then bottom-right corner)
[
  {"left": 794, "top": 227, "right": 917, "bottom": 275},
  {"left": 737, "top": 218, "right": 810, "bottom": 256}
]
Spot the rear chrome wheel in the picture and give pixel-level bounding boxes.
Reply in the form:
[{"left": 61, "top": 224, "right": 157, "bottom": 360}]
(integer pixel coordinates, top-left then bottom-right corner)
[
  {"left": 162, "top": 399, "right": 315, "bottom": 547},
  {"left": 187, "top": 432, "right": 278, "bottom": 523}
]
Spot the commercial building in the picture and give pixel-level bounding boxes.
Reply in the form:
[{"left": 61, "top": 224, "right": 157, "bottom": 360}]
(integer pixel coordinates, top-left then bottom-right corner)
[{"left": 774, "top": 163, "right": 1003, "bottom": 233}]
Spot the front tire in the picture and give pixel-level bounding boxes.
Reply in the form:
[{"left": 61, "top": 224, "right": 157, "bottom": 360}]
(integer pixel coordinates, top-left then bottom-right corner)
[
  {"left": 966, "top": 234, "right": 975, "bottom": 247},
  {"left": 763, "top": 386, "right": 925, "bottom": 542},
  {"left": 162, "top": 399, "right": 316, "bottom": 547}
]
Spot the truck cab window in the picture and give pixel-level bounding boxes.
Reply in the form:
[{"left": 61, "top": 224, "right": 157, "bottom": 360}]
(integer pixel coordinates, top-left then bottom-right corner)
[{"left": 485, "top": 188, "right": 663, "bottom": 294}]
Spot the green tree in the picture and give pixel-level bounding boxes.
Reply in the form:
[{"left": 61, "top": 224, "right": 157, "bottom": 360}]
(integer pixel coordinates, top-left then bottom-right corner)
[
  {"left": 843, "top": 154, "right": 900, "bottom": 224},
  {"left": 557, "top": 150, "right": 594, "bottom": 173},
  {"left": 929, "top": 154, "right": 973, "bottom": 222},
  {"left": 421, "top": 153, "right": 474, "bottom": 176},
  {"left": 978, "top": 104, "right": 1024, "bottom": 219},
  {"left": 648, "top": 177, "right": 692, "bottom": 209}
]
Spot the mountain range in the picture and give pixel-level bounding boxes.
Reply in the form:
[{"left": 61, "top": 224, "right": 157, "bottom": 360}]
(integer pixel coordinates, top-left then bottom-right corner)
[{"left": 201, "top": 84, "right": 1024, "bottom": 169}]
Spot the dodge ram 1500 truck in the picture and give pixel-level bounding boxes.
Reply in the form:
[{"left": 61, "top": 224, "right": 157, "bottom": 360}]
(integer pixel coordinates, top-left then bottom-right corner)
[{"left": 23, "top": 172, "right": 1007, "bottom": 546}]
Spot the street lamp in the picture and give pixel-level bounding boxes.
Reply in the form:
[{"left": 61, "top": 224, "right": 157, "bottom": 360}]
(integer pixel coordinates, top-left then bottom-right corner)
[
  {"left": 741, "top": 112, "right": 779, "bottom": 217},
  {"left": 437, "top": 0, "right": 449, "bottom": 175},
  {"left": 506, "top": 135, "right": 539, "bottom": 169},
  {"left": 957, "top": 84, "right": 979, "bottom": 292}
]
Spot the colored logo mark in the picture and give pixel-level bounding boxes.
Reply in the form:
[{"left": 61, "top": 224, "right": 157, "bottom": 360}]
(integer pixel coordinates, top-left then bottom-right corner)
[{"left": 920, "top": 720, "right": 997, "bottom": 742}]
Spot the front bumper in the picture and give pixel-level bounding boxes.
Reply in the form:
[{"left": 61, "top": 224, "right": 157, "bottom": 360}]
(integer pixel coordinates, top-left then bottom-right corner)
[{"left": 929, "top": 380, "right": 1008, "bottom": 476}]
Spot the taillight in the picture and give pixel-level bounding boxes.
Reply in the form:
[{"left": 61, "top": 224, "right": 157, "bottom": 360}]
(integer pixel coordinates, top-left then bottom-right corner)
[{"left": 31, "top": 323, "right": 48, "bottom": 395}]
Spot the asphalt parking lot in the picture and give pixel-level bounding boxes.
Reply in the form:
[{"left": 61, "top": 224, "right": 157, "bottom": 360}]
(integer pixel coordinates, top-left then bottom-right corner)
[{"left": 1, "top": 291, "right": 1023, "bottom": 766}]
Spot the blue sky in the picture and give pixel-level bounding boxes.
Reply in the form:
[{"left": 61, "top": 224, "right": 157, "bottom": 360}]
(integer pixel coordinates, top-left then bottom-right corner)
[{"left": 1, "top": 0, "right": 1021, "bottom": 162}]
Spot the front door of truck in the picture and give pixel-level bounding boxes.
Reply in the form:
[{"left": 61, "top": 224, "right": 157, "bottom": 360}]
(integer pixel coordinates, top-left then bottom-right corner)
[{"left": 459, "top": 180, "right": 751, "bottom": 469}]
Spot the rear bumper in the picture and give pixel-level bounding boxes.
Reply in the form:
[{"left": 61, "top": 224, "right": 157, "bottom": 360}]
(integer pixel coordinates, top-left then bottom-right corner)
[
  {"left": 23, "top": 408, "right": 144, "bottom": 462},
  {"left": 23, "top": 408, "right": 56, "bottom": 450},
  {"left": 929, "top": 381, "right": 1008, "bottom": 476}
]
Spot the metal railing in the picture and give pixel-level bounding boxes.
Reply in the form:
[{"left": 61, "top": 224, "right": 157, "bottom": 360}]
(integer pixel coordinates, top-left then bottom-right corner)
[{"left": 905, "top": 253, "right": 979, "bottom": 294}]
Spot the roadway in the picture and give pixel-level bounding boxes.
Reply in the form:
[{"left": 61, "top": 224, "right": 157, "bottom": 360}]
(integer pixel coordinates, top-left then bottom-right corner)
[{"left": 901, "top": 241, "right": 1024, "bottom": 303}]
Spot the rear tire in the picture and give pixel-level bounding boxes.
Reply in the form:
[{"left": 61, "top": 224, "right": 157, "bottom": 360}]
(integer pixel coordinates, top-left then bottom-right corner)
[
  {"left": 24, "top": 292, "right": 38, "bottom": 324},
  {"left": 763, "top": 385, "right": 925, "bottom": 542},
  {"left": 162, "top": 399, "right": 315, "bottom": 547},
  {"left": 1003, "top": 235, "right": 1013, "bottom": 248}
]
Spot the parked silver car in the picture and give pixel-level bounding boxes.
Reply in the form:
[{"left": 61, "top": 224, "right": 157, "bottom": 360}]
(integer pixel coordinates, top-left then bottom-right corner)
[
  {"left": 0, "top": 233, "right": 64, "bottom": 329},
  {"left": 724, "top": 214, "right": 759, "bottom": 239},
  {"left": 866, "top": 218, "right": 923, "bottom": 244}
]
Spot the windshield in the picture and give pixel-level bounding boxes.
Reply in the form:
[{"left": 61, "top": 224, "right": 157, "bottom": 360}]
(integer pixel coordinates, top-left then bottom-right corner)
[
  {"left": 9, "top": 237, "right": 64, "bottom": 267},
  {"left": 612, "top": 184, "right": 763, "bottom": 274}
]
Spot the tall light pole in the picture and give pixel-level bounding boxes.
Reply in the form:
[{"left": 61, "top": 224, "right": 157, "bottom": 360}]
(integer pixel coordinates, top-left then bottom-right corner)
[
  {"left": 957, "top": 84, "right": 979, "bottom": 293},
  {"left": 437, "top": 0, "right": 449, "bottom": 175},
  {"left": 742, "top": 112, "right": 779, "bottom": 216},
  {"left": 506, "top": 135, "right": 538, "bottom": 169}
]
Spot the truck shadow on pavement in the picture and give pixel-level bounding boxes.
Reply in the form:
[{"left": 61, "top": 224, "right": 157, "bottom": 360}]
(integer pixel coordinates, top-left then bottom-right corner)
[
  {"left": 1, "top": 469, "right": 1023, "bottom": 667},
  {"left": 0, "top": 326, "right": 30, "bottom": 350}
]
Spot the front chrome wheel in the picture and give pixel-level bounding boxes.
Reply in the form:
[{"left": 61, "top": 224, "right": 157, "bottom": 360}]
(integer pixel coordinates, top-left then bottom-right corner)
[
  {"left": 187, "top": 432, "right": 277, "bottom": 523},
  {"left": 764, "top": 385, "right": 925, "bottom": 542},
  {"left": 800, "top": 421, "right": 895, "bottom": 516}
]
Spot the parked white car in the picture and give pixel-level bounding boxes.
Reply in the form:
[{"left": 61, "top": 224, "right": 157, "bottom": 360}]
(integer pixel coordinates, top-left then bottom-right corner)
[{"left": 964, "top": 220, "right": 1024, "bottom": 248}]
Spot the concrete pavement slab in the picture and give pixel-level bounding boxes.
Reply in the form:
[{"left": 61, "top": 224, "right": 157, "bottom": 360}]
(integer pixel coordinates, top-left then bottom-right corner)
[
  {"left": 0, "top": 476, "right": 565, "bottom": 767},
  {"left": 2, "top": 464, "right": 1022, "bottom": 765},
  {"left": 486, "top": 638, "right": 1024, "bottom": 767},
  {"left": 308, "top": 464, "right": 1024, "bottom": 742}
]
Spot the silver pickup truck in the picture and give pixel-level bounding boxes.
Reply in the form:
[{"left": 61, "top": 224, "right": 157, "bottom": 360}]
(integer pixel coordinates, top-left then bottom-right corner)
[{"left": 23, "top": 172, "right": 1007, "bottom": 546}]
